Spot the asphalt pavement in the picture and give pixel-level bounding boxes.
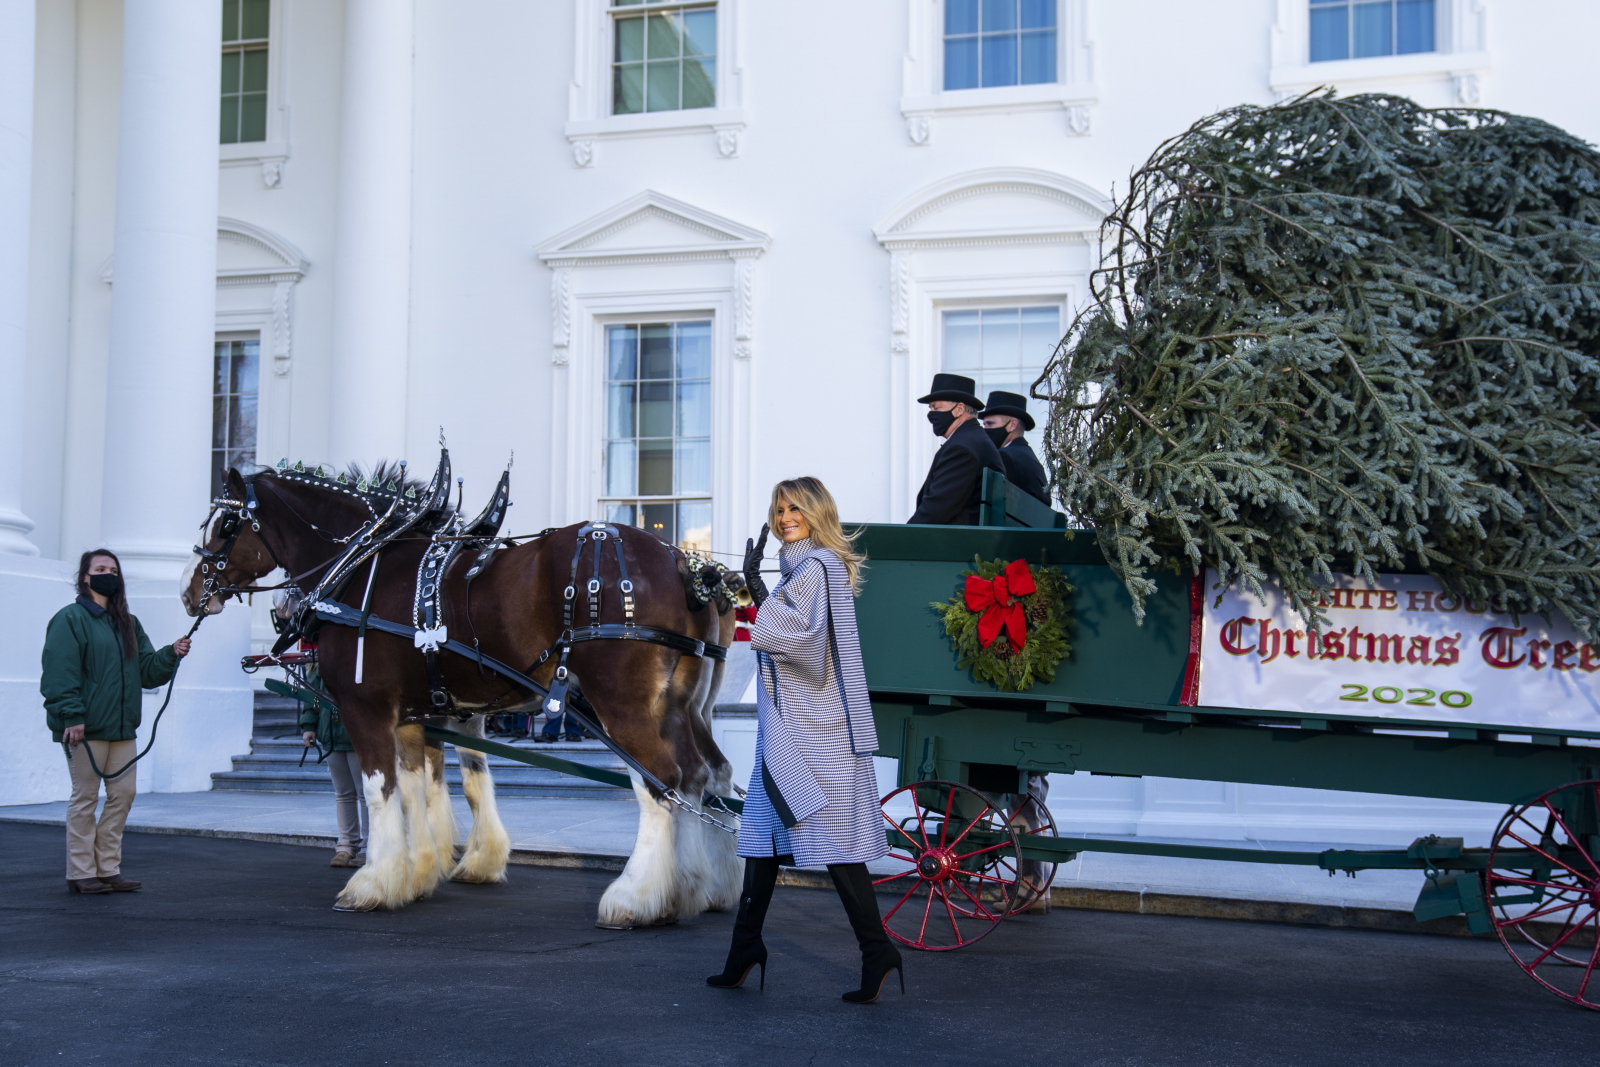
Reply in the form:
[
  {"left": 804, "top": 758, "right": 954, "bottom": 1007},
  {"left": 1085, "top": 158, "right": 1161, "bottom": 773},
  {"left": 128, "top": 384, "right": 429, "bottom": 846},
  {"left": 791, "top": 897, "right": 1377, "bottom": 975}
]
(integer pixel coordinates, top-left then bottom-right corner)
[{"left": 2, "top": 822, "right": 1597, "bottom": 1067}]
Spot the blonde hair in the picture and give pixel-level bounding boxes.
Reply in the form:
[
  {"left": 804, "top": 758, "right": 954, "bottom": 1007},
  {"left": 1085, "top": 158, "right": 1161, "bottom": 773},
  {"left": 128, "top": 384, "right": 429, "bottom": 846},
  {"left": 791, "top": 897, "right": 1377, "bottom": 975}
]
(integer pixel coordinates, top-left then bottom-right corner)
[{"left": 769, "top": 477, "right": 866, "bottom": 593}]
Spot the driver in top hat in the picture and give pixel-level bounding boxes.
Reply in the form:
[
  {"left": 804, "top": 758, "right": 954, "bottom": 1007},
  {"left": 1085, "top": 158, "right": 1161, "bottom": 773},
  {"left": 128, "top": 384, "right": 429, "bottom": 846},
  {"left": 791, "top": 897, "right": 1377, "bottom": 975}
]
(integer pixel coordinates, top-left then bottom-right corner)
[
  {"left": 908, "top": 373, "right": 1005, "bottom": 525},
  {"left": 980, "top": 390, "right": 1049, "bottom": 505}
]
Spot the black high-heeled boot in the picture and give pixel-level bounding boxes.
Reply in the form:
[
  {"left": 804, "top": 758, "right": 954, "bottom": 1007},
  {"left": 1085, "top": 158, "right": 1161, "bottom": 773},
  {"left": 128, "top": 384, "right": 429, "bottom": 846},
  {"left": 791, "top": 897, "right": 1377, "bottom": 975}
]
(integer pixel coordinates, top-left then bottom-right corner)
[
  {"left": 829, "top": 862, "right": 904, "bottom": 1004},
  {"left": 707, "top": 856, "right": 780, "bottom": 990}
]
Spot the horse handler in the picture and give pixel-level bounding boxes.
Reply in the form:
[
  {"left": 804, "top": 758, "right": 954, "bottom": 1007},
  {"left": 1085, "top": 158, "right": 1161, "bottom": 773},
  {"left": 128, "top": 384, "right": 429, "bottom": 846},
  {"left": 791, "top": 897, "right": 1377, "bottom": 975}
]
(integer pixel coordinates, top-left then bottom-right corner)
[
  {"left": 41, "top": 549, "right": 191, "bottom": 894},
  {"left": 707, "top": 477, "right": 904, "bottom": 1004}
]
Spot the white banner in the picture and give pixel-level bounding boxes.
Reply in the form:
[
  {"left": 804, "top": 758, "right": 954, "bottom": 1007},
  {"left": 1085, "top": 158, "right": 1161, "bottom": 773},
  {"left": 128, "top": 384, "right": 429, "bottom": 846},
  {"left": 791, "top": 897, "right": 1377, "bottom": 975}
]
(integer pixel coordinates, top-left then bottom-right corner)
[{"left": 1196, "top": 569, "right": 1600, "bottom": 732}]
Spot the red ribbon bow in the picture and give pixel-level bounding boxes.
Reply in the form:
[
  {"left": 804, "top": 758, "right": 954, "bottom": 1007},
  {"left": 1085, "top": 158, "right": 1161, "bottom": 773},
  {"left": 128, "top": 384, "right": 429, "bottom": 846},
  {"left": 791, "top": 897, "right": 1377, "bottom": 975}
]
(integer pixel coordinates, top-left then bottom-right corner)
[{"left": 964, "top": 559, "right": 1037, "bottom": 651}]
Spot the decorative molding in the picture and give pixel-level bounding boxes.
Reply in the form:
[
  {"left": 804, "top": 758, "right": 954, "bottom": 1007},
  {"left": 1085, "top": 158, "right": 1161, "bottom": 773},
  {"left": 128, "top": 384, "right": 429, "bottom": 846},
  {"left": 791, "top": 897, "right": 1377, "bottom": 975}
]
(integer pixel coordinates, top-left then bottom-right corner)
[
  {"left": 890, "top": 250, "right": 911, "bottom": 352},
  {"left": 550, "top": 265, "right": 573, "bottom": 362},
  {"left": 732, "top": 251, "right": 755, "bottom": 351},
  {"left": 270, "top": 280, "right": 294, "bottom": 374},
  {"left": 564, "top": 0, "right": 747, "bottom": 161},
  {"left": 875, "top": 169, "right": 1111, "bottom": 239},
  {"left": 1268, "top": 0, "right": 1489, "bottom": 99},
  {"left": 900, "top": 0, "right": 1097, "bottom": 143},
  {"left": 572, "top": 139, "right": 594, "bottom": 168},
  {"left": 260, "top": 159, "right": 283, "bottom": 188},
  {"left": 537, "top": 189, "right": 771, "bottom": 266}
]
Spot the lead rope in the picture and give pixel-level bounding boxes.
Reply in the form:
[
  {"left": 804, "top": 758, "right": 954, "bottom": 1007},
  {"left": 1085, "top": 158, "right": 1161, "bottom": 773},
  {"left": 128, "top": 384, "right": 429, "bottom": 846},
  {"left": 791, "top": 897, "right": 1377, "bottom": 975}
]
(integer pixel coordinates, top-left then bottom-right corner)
[{"left": 71, "top": 610, "right": 209, "bottom": 782}]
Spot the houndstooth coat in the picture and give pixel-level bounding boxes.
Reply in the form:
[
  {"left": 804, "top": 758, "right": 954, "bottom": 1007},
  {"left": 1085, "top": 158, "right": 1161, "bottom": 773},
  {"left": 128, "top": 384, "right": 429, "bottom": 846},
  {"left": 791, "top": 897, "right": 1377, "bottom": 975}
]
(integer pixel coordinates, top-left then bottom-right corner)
[{"left": 736, "top": 538, "right": 887, "bottom": 867}]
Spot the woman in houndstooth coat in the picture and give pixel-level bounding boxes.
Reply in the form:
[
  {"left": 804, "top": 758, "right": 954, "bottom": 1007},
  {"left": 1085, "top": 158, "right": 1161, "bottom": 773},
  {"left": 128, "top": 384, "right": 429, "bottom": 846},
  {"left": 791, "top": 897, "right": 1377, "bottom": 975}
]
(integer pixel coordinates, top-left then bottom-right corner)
[{"left": 706, "top": 477, "right": 903, "bottom": 1005}]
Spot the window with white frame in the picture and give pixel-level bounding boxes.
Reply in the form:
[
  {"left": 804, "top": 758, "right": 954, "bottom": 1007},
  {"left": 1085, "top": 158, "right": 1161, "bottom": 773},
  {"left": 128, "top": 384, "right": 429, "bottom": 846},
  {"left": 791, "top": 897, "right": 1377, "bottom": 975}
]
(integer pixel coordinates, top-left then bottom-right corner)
[
  {"left": 942, "top": 306, "right": 1059, "bottom": 451},
  {"left": 1310, "top": 0, "right": 1435, "bottom": 62},
  {"left": 601, "top": 320, "right": 712, "bottom": 551},
  {"left": 943, "top": 0, "right": 1057, "bottom": 90},
  {"left": 212, "top": 335, "right": 260, "bottom": 498},
  {"left": 220, "top": 0, "right": 270, "bottom": 144},
  {"left": 611, "top": 1, "right": 717, "bottom": 115}
]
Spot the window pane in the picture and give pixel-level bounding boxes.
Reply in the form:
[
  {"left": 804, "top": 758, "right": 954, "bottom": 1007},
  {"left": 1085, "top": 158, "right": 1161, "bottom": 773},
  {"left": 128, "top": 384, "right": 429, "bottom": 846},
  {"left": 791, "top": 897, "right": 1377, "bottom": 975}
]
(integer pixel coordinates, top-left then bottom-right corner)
[
  {"left": 1020, "top": 0, "right": 1055, "bottom": 29},
  {"left": 606, "top": 503, "right": 636, "bottom": 527},
  {"left": 607, "top": 325, "right": 637, "bottom": 380},
  {"left": 614, "top": 63, "right": 644, "bottom": 115},
  {"left": 223, "top": 0, "right": 240, "bottom": 42},
  {"left": 646, "top": 60, "right": 680, "bottom": 112},
  {"left": 616, "top": 15, "right": 644, "bottom": 62},
  {"left": 221, "top": 50, "right": 241, "bottom": 92},
  {"left": 943, "top": 311, "right": 982, "bottom": 371},
  {"left": 682, "top": 57, "right": 715, "bottom": 109},
  {"left": 676, "top": 320, "right": 711, "bottom": 378},
  {"left": 241, "top": 0, "right": 269, "bottom": 39},
  {"left": 944, "top": 37, "right": 980, "bottom": 90},
  {"left": 1309, "top": 5, "right": 1349, "bottom": 61},
  {"left": 641, "top": 502, "right": 675, "bottom": 543},
  {"left": 1019, "top": 29, "right": 1055, "bottom": 83},
  {"left": 241, "top": 48, "right": 268, "bottom": 92},
  {"left": 981, "top": 0, "right": 1017, "bottom": 32},
  {"left": 683, "top": 9, "right": 716, "bottom": 56},
  {"left": 212, "top": 396, "right": 229, "bottom": 448},
  {"left": 1352, "top": 1, "right": 1392, "bottom": 57},
  {"left": 606, "top": 441, "right": 637, "bottom": 496},
  {"left": 220, "top": 98, "right": 239, "bottom": 144},
  {"left": 638, "top": 440, "right": 673, "bottom": 495},
  {"left": 639, "top": 324, "right": 674, "bottom": 379},
  {"left": 1396, "top": 0, "right": 1434, "bottom": 53},
  {"left": 980, "top": 32, "right": 1018, "bottom": 87},
  {"left": 215, "top": 344, "right": 231, "bottom": 395},
  {"left": 675, "top": 438, "right": 710, "bottom": 494},
  {"left": 946, "top": 0, "right": 979, "bottom": 35},
  {"left": 981, "top": 309, "right": 1021, "bottom": 371},
  {"left": 638, "top": 380, "right": 673, "bottom": 437},
  {"left": 608, "top": 383, "right": 636, "bottom": 437},
  {"left": 678, "top": 500, "right": 712, "bottom": 552},
  {"left": 1020, "top": 307, "right": 1061, "bottom": 371},
  {"left": 647, "top": 13, "right": 681, "bottom": 59},
  {"left": 231, "top": 340, "right": 260, "bottom": 393},
  {"left": 677, "top": 380, "right": 710, "bottom": 437},
  {"left": 229, "top": 395, "right": 258, "bottom": 452},
  {"left": 240, "top": 94, "right": 267, "bottom": 142}
]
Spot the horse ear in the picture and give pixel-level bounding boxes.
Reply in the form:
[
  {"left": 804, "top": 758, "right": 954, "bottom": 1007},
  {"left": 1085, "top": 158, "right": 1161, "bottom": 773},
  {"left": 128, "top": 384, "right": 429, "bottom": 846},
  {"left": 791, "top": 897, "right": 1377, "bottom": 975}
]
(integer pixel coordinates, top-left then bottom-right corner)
[{"left": 225, "top": 466, "right": 248, "bottom": 499}]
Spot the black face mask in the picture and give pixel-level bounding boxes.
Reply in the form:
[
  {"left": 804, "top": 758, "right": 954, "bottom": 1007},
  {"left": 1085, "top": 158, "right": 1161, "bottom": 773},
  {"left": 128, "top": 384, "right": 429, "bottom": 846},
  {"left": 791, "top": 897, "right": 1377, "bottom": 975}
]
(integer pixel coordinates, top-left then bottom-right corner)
[
  {"left": 88, "top": 573, "right": 123, "bottom": 598},
  {"left": 984, "top": 427, "right": 1010, "bottom": 449},
  {"left": 927, "top": 409, "right": 957, "bottom": 437}
]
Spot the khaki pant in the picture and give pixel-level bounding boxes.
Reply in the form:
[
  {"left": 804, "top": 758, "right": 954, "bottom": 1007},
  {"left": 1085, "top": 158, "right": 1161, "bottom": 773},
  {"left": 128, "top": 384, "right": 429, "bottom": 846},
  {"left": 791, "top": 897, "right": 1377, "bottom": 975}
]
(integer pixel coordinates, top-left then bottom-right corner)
[
  {"left": 324, "top": 750, "right": 369, "bottom": 851},
  {"left": 65, "top": 739, "right": 137, "bottom": 881}
]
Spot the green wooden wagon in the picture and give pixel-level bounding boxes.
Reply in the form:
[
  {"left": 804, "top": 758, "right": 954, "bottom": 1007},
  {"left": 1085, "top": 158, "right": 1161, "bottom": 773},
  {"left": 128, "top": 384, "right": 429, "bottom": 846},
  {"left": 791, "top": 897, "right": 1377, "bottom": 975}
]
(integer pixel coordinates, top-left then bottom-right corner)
[{"left": 850, "top": 473, "right": 1600, "bottom": 1011}]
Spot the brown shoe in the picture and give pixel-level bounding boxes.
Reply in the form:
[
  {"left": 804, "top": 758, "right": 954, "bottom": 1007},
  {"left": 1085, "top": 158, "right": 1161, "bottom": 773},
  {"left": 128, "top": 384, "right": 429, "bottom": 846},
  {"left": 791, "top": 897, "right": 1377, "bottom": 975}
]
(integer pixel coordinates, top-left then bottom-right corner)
[
  {"left": 67, "top": 878, "right": 112, "bottom": 894},
  {"left": 331, "top": 849, "right": 354, "bottom": 867},
  {"left": 102, "top": 874, "right": 142, "bottom": 892},
  {"left": 350, "top": 852, "right": 366, "bottom": 867}
]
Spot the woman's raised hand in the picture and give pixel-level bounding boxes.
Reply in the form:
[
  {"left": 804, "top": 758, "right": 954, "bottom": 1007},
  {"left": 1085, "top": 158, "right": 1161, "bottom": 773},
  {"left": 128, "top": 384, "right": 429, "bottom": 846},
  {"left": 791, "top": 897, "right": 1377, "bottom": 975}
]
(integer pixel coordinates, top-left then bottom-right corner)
[
  {"left": 743, "top": 524, "right": 770, "bottom": 608},
  {"left": 172, "top": 636, "right": 192, "bottom": 657}
]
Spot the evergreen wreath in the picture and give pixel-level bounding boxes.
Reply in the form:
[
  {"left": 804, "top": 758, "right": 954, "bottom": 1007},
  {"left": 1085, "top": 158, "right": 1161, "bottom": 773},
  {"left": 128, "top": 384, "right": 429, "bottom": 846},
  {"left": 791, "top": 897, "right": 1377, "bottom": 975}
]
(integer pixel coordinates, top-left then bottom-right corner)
[
  {"left": 931, "top": 557, "right": 1074, "bottom": 692},
  {"left": 1038, "top": 92, "right": 1600, "bottom": 635}
]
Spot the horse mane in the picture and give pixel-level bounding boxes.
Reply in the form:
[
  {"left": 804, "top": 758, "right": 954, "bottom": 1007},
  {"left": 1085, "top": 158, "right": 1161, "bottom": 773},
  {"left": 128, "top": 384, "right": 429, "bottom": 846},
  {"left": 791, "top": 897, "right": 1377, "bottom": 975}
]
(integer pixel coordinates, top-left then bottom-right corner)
[
  {"left": 259, "top": 459, "right": 455, "bottom": 515},
  {"left": 342, "top": 460, "right": 434, "bottom": 498}
]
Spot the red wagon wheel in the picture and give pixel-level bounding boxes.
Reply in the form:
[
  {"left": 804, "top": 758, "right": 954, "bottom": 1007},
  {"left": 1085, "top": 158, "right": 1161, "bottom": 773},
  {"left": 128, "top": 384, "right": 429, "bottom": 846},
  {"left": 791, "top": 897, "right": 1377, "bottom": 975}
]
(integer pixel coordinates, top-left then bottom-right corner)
[
  {"left": 1486, "top": 779, "right": 1600, "bottom": 1011},
  {"left": 874, "top": 780, "right": 1020, "bottom": 951}
]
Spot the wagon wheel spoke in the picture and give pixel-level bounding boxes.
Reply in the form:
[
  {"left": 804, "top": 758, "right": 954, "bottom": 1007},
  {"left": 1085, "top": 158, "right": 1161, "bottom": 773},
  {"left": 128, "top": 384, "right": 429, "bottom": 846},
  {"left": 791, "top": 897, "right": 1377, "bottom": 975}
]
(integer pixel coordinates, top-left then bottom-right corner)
[
  {"left": 1577, "top": 918, "right": 1600, "bottom": 999},
  {"left": 1526, "top": 910, "right": 1599, "bottom": 970},
  {"left": 939, "top": 787, "right": 957, "bottom": 847},
  {"left": 915, "top": 880, "right": 938, "bottom": 945},
  {"left": 1488, "top": 874, "right": 1588, "bottom": 894},
  {"left": 936, "top": 884, "right": 969, "bottom": 944},
  {"left": 942, "top": 805, "right": 997, "bottom": 855},
  {"left": 952, "top": 840, "right": 1015, "bottom": 864},
  {"left": 1542, "top": 800, "right": 1600, "bottom": 878},
  {"left": 947, "top": 873, "right": 1004, "bottom": 921},
  {"left": 1500, "top": 828, "right": 1594, "bottom": 882},
  {"left": 881, "top": 880, "right": 923, "bottom": 924}
]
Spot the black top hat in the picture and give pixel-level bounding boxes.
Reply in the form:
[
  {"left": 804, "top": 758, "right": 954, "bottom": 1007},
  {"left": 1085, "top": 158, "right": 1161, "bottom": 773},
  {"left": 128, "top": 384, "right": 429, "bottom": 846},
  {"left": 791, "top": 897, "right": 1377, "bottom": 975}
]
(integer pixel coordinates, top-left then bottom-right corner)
[
  {"left": 982, "top": 390, "right": 1036, "bottom": 432},
  {"left": 917, "top": 373, "right": 984, "bottom": 410}
]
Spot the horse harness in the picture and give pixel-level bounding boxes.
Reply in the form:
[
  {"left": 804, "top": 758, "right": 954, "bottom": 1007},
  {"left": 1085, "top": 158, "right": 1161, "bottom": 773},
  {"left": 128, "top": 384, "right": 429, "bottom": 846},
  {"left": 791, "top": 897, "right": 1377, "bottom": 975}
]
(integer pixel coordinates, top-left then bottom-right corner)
[{"left": 202, "top": 449, "right": 736, "bottom": 826}]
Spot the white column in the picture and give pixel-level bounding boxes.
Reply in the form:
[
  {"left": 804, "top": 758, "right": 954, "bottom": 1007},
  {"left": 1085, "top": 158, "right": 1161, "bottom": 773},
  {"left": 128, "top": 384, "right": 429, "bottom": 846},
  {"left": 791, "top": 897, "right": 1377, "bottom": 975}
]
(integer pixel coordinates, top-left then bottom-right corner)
[
  {"left": 328, "top": 0, "right": 414, "bottom": 465},
  {"left": 101, "top": 0, "right": 222, "bottom": 579},
  {"left": 0, "top": 0, "right": 40, "bottom": 555}
]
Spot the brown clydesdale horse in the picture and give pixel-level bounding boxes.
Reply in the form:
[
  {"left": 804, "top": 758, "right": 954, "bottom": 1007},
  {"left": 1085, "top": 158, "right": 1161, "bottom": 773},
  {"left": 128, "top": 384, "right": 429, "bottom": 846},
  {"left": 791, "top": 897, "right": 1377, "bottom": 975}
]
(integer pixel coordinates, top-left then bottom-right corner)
[{"left": 181, "top": 465, "right": 740, "bottom": 923}]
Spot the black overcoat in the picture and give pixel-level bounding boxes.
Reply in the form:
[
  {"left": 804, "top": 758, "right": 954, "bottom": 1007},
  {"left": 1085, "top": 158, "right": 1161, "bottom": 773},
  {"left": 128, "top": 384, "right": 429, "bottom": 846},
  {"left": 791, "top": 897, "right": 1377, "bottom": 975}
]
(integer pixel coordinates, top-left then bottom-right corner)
[
  {"left": 1000, "top": 437, "right": 1050, "bottom": 504},
  {"left": 908, "top": 418, "right": 1005, "bottom": 525}
]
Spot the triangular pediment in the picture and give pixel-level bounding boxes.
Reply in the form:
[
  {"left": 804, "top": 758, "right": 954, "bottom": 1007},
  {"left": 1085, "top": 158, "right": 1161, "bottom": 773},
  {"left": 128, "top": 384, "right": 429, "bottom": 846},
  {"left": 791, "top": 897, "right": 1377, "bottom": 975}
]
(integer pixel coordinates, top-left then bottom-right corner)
[
  {"left": 538, "top": 191, "right": 769, "bottom": 263},
  {"left": 99, "top": 217, "right": 308, "bottom": 283}
]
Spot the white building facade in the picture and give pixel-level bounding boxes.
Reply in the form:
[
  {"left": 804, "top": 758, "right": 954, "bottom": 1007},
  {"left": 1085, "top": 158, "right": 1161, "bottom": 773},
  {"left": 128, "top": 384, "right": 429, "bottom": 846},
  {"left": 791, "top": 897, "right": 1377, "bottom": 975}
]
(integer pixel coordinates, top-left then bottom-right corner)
[{"left": 4, "top": 0, "right": 1596, "bottom": 838}]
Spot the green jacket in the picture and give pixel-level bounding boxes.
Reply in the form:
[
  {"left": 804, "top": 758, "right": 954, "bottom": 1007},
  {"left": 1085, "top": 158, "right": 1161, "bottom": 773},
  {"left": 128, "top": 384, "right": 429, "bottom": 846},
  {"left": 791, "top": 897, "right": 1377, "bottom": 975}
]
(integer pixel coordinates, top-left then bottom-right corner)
[
  {"left": 41, "top": 597, "right": 179, "bottom": 743},
  {"left": 296, "top": 669, "right": 352, "bottom": 752}
]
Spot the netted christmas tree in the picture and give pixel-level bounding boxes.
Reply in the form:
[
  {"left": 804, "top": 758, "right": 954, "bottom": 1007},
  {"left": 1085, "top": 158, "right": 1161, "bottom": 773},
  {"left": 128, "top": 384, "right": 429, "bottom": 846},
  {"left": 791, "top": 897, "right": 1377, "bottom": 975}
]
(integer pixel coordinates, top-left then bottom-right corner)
[{"left": 1038, "top": 93, "right": 1600, "bottom": 633}]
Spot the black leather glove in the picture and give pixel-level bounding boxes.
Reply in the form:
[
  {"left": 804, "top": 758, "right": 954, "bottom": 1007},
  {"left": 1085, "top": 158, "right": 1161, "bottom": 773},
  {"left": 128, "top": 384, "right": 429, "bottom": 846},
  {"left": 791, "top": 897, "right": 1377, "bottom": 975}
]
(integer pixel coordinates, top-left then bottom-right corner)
[{"left": 743, "top": 524, "right": 770, "bottom": 608}]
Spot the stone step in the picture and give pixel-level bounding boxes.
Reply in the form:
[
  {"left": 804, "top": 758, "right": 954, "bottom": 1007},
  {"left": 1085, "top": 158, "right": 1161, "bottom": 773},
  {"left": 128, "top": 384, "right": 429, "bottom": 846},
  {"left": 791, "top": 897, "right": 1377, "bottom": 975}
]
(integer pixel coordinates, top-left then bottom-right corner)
[{"left": 222, "top": 690, "right": 634, "bottom": 799}]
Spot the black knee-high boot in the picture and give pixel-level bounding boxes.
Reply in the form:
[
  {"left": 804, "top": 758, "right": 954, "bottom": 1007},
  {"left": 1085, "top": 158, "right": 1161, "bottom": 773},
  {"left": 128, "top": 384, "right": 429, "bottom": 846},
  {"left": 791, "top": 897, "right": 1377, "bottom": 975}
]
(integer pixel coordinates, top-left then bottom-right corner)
[
  {"left": 706, "top": 856, "right": 780, "bottom": 989},
  {"left": 828, "top": 862, "right": 904, "bottom": 1004}
]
